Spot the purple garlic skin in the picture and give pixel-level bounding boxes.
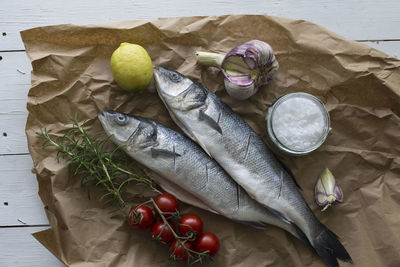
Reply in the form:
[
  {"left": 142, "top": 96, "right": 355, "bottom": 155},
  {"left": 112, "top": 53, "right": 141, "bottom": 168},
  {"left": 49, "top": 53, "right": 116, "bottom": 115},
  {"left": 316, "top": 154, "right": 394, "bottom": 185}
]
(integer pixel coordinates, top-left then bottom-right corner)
[
  {"left": 222, "top": 40, "right": 279, "bottom": 100},
  {"left": 315, "top": 168, "right": 343, "bottom": 211}
]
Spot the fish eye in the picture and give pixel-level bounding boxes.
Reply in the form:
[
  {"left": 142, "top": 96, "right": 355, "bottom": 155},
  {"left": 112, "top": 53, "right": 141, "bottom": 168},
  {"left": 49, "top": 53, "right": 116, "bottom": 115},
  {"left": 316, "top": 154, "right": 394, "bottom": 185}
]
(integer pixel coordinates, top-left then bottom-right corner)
[
  {"left": 115, "top": 113, "right": 128, "bottom": 125},
  {"left": 169, "top": 72, "right": 182, "bottom": 83}
]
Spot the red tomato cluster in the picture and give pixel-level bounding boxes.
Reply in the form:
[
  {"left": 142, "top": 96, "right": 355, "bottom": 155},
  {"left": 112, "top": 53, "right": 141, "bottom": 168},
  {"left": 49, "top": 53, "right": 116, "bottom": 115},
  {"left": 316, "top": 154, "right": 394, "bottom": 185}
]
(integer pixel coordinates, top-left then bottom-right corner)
[{"left": 127, "top": 193, "right": 220, "bottom": 262}]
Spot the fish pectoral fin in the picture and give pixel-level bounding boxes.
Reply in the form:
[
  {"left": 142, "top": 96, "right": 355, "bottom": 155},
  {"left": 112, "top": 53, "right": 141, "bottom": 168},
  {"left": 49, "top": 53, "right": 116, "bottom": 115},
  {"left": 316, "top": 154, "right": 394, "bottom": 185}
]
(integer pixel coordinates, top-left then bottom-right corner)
[
  {"left": 151, "top": 148, "right": 181, "bottom": 158},
  {"left": 199, "top": 109, "right": 222, "bottom": 134}
]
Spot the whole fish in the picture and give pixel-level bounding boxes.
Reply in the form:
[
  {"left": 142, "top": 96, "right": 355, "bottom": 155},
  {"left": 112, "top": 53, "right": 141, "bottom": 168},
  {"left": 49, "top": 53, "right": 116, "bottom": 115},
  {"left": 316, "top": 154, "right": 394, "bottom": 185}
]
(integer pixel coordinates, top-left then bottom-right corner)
[
  {"left": 99, "top": 111, "right": 308, "bottom": 242},
  {"left": 154, "top": 66, "right": 352, "bottom": 267}
]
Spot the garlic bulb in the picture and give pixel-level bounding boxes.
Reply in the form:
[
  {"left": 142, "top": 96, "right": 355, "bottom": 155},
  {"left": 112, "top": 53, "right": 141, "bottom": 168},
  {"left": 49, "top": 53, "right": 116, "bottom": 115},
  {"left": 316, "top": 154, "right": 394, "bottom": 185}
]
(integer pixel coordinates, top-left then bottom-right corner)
[
  {"left": 315, "top": 168, "right": 343, "bottom": 211},
  {"left": 196, "top": 40, "right": 279, "bottom": 100}
]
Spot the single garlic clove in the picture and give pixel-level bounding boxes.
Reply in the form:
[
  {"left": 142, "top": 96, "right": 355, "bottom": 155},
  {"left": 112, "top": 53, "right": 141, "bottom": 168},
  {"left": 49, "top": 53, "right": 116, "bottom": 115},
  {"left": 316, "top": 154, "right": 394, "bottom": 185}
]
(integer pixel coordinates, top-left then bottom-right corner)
[
  {"left": 315, "top": 168, "right": 343, "bottom": 211},
  {"left": 223, "top": 78, "right": 255, "bottom": 100}
]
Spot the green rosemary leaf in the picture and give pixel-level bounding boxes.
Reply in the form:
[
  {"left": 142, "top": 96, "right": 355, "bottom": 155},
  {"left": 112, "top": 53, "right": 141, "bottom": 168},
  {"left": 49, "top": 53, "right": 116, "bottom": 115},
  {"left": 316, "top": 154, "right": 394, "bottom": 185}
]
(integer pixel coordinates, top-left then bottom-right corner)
[
  {"left": 100, "top": 192, "right": 115, "bottom": 201},
  {"left": 117, "top": 177, "right": 137, "bottom": 192},
  {"left": 37, "top": 115, "right": 156, "bottom": 211}
]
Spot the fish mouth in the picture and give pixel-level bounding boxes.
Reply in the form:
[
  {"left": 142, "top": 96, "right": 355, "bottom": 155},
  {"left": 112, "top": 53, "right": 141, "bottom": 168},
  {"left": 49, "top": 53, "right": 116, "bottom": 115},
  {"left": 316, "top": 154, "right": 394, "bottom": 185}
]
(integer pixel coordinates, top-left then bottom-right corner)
[
  {"left": 153, "top": 66, "right": 172, "bottom": 106},
  {"left": 153, "top": 66, "right": 169, "bottom": 92},
  {"left": 98, "top": 110, "right": 114, "bottom": 122},
  {"left": 98, "top": 110, "right": 114, "bottom": 135},
  {"left": 153, "top": 66, "right": 162, "bottom": 95},
  {"left": 153, "top": 65, "right": 167, "bottom": 74},
  {"left": 98, "top": 111, "right": 106, "bottom": 125}
]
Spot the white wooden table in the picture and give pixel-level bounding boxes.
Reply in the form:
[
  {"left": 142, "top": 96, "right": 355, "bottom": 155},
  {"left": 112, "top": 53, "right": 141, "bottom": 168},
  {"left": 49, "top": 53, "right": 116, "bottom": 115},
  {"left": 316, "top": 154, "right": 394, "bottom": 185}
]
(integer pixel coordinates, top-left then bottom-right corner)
[{"left": 0, "top": 1, "right": 399, "bottom": 266}]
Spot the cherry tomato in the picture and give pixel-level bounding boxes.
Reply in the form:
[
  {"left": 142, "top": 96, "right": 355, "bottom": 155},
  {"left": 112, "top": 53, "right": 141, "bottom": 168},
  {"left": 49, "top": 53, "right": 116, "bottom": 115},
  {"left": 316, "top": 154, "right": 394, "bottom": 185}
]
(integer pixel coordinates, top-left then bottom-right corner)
[
  {"left": 154, "top": 193, "right": 179, "bottom": 219},
  {"left": 195, "top": 232, "right": 220, "bottom": 256},
  {"left": 128, "top": 205, "right": 154, "bottom": 230},
  {"left": 151, "top": 221, "right": 175, "bottom": 244},
  {"left": 169, "top": 240, "right": 194, "bottom": 261},
  {"left": 178, "top": 214, "right": 203, "bottom": 239}
]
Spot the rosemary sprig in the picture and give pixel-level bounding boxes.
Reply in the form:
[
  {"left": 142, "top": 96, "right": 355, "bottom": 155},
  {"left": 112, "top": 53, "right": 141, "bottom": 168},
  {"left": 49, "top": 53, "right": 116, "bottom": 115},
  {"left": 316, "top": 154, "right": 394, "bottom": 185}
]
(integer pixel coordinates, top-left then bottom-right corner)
[
  {"left": 37, "top": 117, "right": 160, "bottom": 210},
  {"left": 38, "top": 117, "right": 215, "bottom": 265}
]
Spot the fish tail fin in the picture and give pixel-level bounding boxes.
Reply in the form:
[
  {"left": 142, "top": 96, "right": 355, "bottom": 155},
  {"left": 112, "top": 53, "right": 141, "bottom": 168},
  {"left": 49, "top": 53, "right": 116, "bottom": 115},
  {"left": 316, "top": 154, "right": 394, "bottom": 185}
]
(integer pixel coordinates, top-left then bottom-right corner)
[{"left": 311, "top": 225, "right": 353, "bottom": 267}]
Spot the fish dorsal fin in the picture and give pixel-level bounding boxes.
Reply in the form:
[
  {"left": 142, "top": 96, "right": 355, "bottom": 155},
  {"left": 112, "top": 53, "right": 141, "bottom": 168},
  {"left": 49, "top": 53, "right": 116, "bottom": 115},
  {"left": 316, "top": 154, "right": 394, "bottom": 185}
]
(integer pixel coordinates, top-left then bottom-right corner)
[
  {"left": 151, "top": 148, "right": 181, "bottom": 158},
  {"left": 198, "top": 109, "right": 222, "bottom": 134},
  {"left": 277, "top": 158, "right": 302, "bottom": 191}
]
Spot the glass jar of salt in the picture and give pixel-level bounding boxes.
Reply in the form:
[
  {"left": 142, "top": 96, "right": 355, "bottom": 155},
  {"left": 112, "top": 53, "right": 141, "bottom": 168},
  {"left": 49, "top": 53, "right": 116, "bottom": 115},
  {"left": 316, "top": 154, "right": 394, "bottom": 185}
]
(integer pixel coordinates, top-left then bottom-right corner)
[{"left": 265, "top": 92, "right": 330, "bottom": 156}]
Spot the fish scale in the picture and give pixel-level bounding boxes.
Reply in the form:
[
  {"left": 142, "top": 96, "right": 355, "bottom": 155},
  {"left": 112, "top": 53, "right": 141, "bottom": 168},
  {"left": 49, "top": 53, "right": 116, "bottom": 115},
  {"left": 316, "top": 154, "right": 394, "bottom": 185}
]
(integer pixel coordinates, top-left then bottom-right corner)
[
  {"left": 202, "top": 96, "right": 296, "bottom": 208},
  {"left": 98, "top": 111, "right": 308, "bottom": 243},
  {"left": 154, "top": 66, "right": 352, "bottom": 267},
  {"left": 157, "top": 69, "right": 322, "bottom": 226}
]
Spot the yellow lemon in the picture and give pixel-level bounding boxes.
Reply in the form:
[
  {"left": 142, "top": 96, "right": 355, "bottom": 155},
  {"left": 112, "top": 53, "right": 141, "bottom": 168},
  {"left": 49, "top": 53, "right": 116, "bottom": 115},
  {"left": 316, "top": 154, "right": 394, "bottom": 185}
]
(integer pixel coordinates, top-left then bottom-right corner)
[{"left": 110, "top": 42, "right": 153, "bottom": 92}]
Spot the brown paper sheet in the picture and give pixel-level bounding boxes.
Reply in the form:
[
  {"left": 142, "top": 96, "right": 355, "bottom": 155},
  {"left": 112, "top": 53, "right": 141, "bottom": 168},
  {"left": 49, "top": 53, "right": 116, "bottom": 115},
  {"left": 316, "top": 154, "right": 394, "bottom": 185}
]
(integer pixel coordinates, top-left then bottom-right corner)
[{"left": 21, "top": 15, "right": 400, "bottom": 267}]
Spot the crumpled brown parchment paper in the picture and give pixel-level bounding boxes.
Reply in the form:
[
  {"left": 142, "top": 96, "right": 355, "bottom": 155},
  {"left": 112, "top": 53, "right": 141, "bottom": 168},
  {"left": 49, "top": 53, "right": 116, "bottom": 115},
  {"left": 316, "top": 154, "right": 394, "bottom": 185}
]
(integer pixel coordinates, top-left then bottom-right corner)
[{"left": 21, "top": 15, "right": 400, "bottom": 267}]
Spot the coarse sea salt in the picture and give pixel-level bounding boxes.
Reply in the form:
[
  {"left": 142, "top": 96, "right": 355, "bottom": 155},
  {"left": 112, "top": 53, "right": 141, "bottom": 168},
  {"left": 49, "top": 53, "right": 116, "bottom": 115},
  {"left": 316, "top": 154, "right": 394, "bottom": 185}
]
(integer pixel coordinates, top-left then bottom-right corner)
[{"left": 271, "top": 95, "right": 326, "bottom": 151}]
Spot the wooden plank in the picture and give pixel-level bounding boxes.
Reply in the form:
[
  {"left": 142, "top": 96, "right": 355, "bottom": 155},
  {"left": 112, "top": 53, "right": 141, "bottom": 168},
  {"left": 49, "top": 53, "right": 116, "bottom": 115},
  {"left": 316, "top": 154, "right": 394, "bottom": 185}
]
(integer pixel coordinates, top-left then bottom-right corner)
[
  {"left": 0, "top": 2, "right": 398, "bottom": 267},
  {"left": 1, "top": 0, "right": 400, "bottom": 50},
  {"left": 0, "top": 51, "right": 31, "bottom": 154},
  {"left": 0, "top": 154, "right": 49, "bottom": 226},
  {"left": 362, "top": 41, "right": 399, "bottom": 59},
  {"left": 0, "top": 51, "right": 31, "bottom": 106},
  {"left": 0, "top": 226, "right": 65, "bottom": 267},
  {"left": 0, "top": 113, "right": 29, "bottom": 155}
]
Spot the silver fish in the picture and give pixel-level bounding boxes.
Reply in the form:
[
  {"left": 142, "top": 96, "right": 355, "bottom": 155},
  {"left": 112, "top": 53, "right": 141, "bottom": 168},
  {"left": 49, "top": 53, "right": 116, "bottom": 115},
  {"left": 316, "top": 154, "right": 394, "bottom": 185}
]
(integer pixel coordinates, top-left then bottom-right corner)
[
  {"left": 99, "top": 111, "right": 308, "bottom": 242},
  {"left": 154, "top": 66, "right": 352, "bottom": 267}
]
